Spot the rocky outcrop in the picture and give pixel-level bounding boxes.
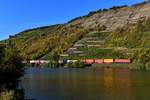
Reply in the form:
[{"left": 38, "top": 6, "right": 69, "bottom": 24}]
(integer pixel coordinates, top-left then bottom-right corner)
[{"left": 69, "top": 2, "right": 150, "bottom": 31}]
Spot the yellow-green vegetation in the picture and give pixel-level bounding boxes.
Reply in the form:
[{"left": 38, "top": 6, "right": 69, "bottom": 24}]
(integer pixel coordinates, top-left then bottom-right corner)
[
  {"left": 0, "top": 90, "right": 15, "bottom": 100},
  {"left": 0, "top": 44, "right": 24, "bottom": 84},
  {"left": 0, "top": 43, "right": 24, "bottom": 99},
  {"left": 92, "top": 63, "right": 132, "bottom": 68},
  {"left": 2, "top": 3, "right": 130, "bottom": 61},
  {"left": 3, "top": 17, "right": 150, "bottom": 70},
  {"left": 105, "top": 18, "right": 150, "bottom": 69},
  {"left": 2, "top": 2, "right": 150, "bottom": 70},
  {"left": 66, "top": 61, "right": 87, "bottom": 68},
  {"left": 105, "top": 18, "right": 150, "bottom": 48},
  {"left": 0, "top": 89, "right": 24, "bottom": 100},
  {"left": 5, "top": 24, "right": 87, "bottom": 60},
  {"left": 132, "top": 48, "right": 150, "bottom": 70}
]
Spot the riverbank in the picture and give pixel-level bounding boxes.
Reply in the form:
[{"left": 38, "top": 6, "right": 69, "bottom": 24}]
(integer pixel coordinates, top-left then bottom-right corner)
[
  {"left": 92, "top": 63, "right": 150, "bottom": 70},
  {"left": 92, "top": 63, "right": 132, "bottom": 68},
  {"left": 24, "top": 63, "right": 150, "bottom": 70}
]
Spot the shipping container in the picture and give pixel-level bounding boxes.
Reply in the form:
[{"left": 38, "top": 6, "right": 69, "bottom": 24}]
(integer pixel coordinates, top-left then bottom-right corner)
[
  {"left": 67, "top": 60, "right": 78, "bottom": 63},
  {"left": 39, "top": 60, "right": 50, "bottom": 64},
  {"left": 71, "top": 60, "right": 78, "bottom": 63},
  {"left": 95, "top": 59, "right": 103, "bottom": 64},
  {"left": 30, "top": 60, "right": 40, "bottom": 64},
  {"left": 114, "top": 59, "right": 131, "bottom": 63},
  {"left": 85, "top": 59, "right": 94, "bottom": 64},
  {"left": 103, "top": 59, "right": 114, "bottom": 63}
]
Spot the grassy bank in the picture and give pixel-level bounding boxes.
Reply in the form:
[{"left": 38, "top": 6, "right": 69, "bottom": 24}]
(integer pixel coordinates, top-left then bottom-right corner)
[{"left": 92, "top": 63, "right": 150, "bottom": 70}]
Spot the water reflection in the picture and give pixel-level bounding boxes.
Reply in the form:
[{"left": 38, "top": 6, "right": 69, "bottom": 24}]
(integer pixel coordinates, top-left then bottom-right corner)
[
  {"left": 103, "top": 68, "right": 115, "bottom": 99},
  {"left": 102, "top": 68, "right": 132, "bottom": 100},
  {"left": 21, "top": 68, "right": 150, "bottom": 100}
]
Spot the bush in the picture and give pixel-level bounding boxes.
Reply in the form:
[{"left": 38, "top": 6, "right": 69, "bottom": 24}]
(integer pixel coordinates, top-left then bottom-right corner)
[
  {"left": 133, "top": 48, "right": 150, "bottom": 70},
  {"left": 0, "top": 45, "right": 24, "bottom": 89},
  {"left": 66, "top": 61, "right": 87, "bottom": 68},
  {"left": 74, "top": 61, "right": 87, "bottom": 68}
]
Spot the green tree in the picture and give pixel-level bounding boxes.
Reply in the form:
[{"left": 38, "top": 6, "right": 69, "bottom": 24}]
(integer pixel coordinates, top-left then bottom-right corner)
[
  {"left": 133, "top": 48, "right": 150, "bottom": 70},
  {"left": 51, "top": 47, "right": 63, "bottom": 67},
  {"left": 0, "top": 43, "right": 24, "bottom": 88}
]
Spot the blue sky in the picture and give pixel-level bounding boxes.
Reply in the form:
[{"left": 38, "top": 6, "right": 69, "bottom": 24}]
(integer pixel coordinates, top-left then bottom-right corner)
[{"left": 0, "top": 0, "right": 144, "bottom": 40}]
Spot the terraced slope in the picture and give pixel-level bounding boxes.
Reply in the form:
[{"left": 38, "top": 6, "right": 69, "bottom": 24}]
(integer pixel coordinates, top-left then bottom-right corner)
[
  {"left": 2, "top": 1, "right": 150, "bottom": 61},
  {"left": 60, "top": 31, "right": 131, "bottom": 60}
]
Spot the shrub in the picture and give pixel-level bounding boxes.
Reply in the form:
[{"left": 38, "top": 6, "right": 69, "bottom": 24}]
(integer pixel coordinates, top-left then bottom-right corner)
[
  {"left": 0, "top": 44, "right": 24, "bottom": 89},
  {"left": 133, "top": 48, "right": 150, "bottom": 70}
]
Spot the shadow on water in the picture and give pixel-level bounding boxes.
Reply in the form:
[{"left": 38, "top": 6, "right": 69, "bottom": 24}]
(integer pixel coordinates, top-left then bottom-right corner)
[{"left": 0, "top": 71, "right": 34, "bottom": 100}]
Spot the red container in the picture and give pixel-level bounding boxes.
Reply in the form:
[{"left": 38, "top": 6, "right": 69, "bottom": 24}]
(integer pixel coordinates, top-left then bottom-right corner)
[
  {"left": 95, "top": 59, "right": 103, "bottom": 64},
  {"left": 114, "top": 59, "right": 131, "bottom": 63},
  {"left": 85, "top": 59, "right": 94, "bottom": 64}
]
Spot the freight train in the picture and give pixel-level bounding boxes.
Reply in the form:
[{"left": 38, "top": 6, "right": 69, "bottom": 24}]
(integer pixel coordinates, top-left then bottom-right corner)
[{"left": 24, "top": 59, "right": 131, "bottom": 65}]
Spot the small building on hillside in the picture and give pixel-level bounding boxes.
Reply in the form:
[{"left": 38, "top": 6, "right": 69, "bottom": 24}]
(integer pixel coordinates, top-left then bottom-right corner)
[{"left": 29, "top": 60, "right": 50, "bottom": 64}]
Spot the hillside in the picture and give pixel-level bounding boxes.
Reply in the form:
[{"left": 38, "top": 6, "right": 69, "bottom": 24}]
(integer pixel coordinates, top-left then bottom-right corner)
[{"left": 2, "top": 1, "right": 150, "bottom": 62}]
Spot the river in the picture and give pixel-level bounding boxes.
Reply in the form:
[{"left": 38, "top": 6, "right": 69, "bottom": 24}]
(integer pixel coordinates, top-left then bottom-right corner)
[{"left": 20, "top": 67, "right": 150, "bottom": 100}]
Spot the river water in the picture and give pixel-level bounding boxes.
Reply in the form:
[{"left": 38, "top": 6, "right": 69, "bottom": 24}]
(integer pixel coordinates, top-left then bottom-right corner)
[{"left": 21, "top": 67, "right": 150, "bottom": 100}]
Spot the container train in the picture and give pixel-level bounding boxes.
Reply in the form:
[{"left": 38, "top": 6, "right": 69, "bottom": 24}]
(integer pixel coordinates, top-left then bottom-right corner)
[{"left": 24, "top": 59, "right": 131, "bottom": 65}]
